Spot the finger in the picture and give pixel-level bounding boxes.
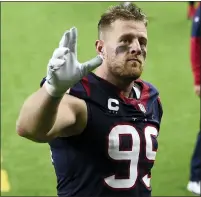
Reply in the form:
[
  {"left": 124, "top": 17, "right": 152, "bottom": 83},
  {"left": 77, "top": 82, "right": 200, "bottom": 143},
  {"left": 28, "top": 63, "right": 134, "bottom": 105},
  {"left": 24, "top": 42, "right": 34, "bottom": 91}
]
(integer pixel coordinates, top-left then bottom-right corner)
[
  {"left": 48, "top": 58, "right": 65, "bottom": 70},
  {"left": 81, "top": 55, "right": 103, "bottom": 75},
  {"left": 52, "top": 47, "right": 69, "bottom": 59},
  {"left": 59, "top": 30, "right": 70, "bottom": 48},
  {"left": 69, "top": 27, "right": 78, "bottom": 57}
]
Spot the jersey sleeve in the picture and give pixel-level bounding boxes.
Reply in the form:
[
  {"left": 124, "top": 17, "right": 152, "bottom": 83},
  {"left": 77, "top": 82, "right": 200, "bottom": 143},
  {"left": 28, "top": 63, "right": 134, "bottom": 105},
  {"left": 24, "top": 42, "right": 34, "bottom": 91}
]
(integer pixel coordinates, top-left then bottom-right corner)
[
  {"left": 68, "top": 79, "right": 92, "bottom": 127},
  {"left": 68, "top": 79, "right": 89, "bottom": 99},
  {"left": 190, "top": 6, "right": 201, "bottom": 85}
]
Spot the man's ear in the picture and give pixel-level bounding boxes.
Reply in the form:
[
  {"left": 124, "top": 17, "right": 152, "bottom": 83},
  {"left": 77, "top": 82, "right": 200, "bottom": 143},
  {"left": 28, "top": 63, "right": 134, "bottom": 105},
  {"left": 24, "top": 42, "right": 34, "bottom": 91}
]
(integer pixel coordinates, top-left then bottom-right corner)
[{"left": 95, "top": 40, "right": 104, "bottom": 57}]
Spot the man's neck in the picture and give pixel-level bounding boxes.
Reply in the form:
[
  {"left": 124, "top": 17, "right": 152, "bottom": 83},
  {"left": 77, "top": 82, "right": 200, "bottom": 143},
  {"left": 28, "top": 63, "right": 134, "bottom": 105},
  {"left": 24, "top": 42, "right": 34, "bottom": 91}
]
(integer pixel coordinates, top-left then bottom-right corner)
[{"left": 95, "top": 67, "right": 134, "bottom": 98}]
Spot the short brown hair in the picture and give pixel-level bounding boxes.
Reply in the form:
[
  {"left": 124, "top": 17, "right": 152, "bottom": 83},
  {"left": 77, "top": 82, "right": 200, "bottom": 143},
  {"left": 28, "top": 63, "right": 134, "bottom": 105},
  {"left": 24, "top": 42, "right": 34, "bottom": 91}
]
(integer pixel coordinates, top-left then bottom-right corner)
[{"left": 98, "top": 3, "right": 147, "bottom": 38}]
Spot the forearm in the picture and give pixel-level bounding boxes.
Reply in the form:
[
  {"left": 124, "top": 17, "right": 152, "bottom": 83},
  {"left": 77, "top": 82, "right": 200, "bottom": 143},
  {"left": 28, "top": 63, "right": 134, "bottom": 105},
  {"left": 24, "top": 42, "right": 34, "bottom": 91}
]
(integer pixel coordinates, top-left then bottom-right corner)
[{"left": 16, "top": 86, "right": 62, "bottom": 142}]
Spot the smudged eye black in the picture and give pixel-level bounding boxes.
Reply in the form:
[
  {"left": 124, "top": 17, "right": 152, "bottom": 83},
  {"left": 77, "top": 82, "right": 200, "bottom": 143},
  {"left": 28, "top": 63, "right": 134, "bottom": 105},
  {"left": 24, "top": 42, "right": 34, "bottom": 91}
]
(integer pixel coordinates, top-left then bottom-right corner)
[
  {"left": 140, "top": 42, "right": 146, "bottom": 47},
  {"left": 139, "top": 38, "right": 147, "bottom": 46}
]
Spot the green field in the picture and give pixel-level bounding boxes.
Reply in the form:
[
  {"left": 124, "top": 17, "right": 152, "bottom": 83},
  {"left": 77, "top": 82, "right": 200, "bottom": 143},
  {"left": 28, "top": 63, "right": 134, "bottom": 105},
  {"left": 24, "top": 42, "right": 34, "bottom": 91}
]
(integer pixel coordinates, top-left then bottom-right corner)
[{"left": 1, "top": 2, "right": 200, "bottom": 196}]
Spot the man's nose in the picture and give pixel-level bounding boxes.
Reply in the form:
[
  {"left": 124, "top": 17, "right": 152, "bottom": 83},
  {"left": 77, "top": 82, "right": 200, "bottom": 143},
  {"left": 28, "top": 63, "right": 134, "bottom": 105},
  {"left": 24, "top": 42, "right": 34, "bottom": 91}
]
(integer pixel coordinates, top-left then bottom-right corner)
[{"left": 130, "top": 39, "right": 142, "bottom": 55}]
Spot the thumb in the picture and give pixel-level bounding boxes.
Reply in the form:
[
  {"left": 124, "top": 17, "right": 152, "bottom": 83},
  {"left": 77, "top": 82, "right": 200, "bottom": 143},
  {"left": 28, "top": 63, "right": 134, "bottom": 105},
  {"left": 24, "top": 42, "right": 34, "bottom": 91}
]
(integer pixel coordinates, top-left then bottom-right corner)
[{"left": 81, "top": 55, "right": 103, "bottom": 75}]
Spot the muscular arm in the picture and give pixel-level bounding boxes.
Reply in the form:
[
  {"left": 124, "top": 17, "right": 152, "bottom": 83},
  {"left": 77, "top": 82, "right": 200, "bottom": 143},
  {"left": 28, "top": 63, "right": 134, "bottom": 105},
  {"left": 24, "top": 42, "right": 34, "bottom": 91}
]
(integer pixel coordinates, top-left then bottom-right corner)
[
  {"left": 16, "top": 27, "right": 101, "bottom": 143},
  {"left": 16, "top": 86, "right": 87, "bottom": 143}
]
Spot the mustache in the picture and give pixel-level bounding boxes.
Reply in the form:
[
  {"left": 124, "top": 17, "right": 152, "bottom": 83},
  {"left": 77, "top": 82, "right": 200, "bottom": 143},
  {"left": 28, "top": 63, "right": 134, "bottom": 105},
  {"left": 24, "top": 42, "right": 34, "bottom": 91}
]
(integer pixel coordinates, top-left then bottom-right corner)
[{"left": 127, "top": 58, "right": 142, "bottom": 64}]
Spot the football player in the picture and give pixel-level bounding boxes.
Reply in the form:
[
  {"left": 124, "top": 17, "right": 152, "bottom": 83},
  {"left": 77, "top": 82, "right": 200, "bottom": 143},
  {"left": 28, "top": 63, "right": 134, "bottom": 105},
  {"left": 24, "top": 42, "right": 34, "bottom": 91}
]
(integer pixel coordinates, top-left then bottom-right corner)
[{"left": 16, "top": 3, "right": 163, "bottom": 197}]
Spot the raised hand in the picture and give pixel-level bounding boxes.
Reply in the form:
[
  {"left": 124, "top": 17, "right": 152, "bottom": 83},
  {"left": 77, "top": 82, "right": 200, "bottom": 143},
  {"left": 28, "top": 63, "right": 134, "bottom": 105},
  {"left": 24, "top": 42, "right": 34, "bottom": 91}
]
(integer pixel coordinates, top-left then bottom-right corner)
[{"left": 45, "top": 27, "right": 103, "bottom": 97}]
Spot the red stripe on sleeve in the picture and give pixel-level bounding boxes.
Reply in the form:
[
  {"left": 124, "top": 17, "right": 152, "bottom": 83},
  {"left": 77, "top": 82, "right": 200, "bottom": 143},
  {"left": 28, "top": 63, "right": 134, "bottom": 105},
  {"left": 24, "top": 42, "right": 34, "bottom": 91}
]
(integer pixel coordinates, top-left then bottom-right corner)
[{"left": 190, "top": 37, "right": 201, "bottom": 85}]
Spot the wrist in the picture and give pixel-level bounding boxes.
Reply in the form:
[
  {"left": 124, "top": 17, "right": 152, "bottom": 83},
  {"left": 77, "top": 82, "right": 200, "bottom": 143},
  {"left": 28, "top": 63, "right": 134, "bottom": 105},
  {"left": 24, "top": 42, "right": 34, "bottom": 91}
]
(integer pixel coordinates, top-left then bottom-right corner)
[{"left": 44, "top": 81, "right": 66, "bottom": 98}]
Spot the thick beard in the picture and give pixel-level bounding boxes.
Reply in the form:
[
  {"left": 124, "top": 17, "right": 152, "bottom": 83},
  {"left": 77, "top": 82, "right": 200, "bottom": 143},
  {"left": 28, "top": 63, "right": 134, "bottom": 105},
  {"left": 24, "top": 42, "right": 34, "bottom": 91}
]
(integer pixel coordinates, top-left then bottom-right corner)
[{"left": 107, "top": 59, "right": 143, "bottom": 81}]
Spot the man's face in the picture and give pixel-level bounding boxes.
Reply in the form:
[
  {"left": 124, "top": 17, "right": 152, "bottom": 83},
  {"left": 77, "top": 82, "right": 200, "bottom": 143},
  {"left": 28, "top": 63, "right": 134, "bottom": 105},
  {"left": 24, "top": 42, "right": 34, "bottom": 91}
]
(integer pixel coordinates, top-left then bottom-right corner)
[{"left": 102, "top": 19, "right": 147, "bottom": 80}]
